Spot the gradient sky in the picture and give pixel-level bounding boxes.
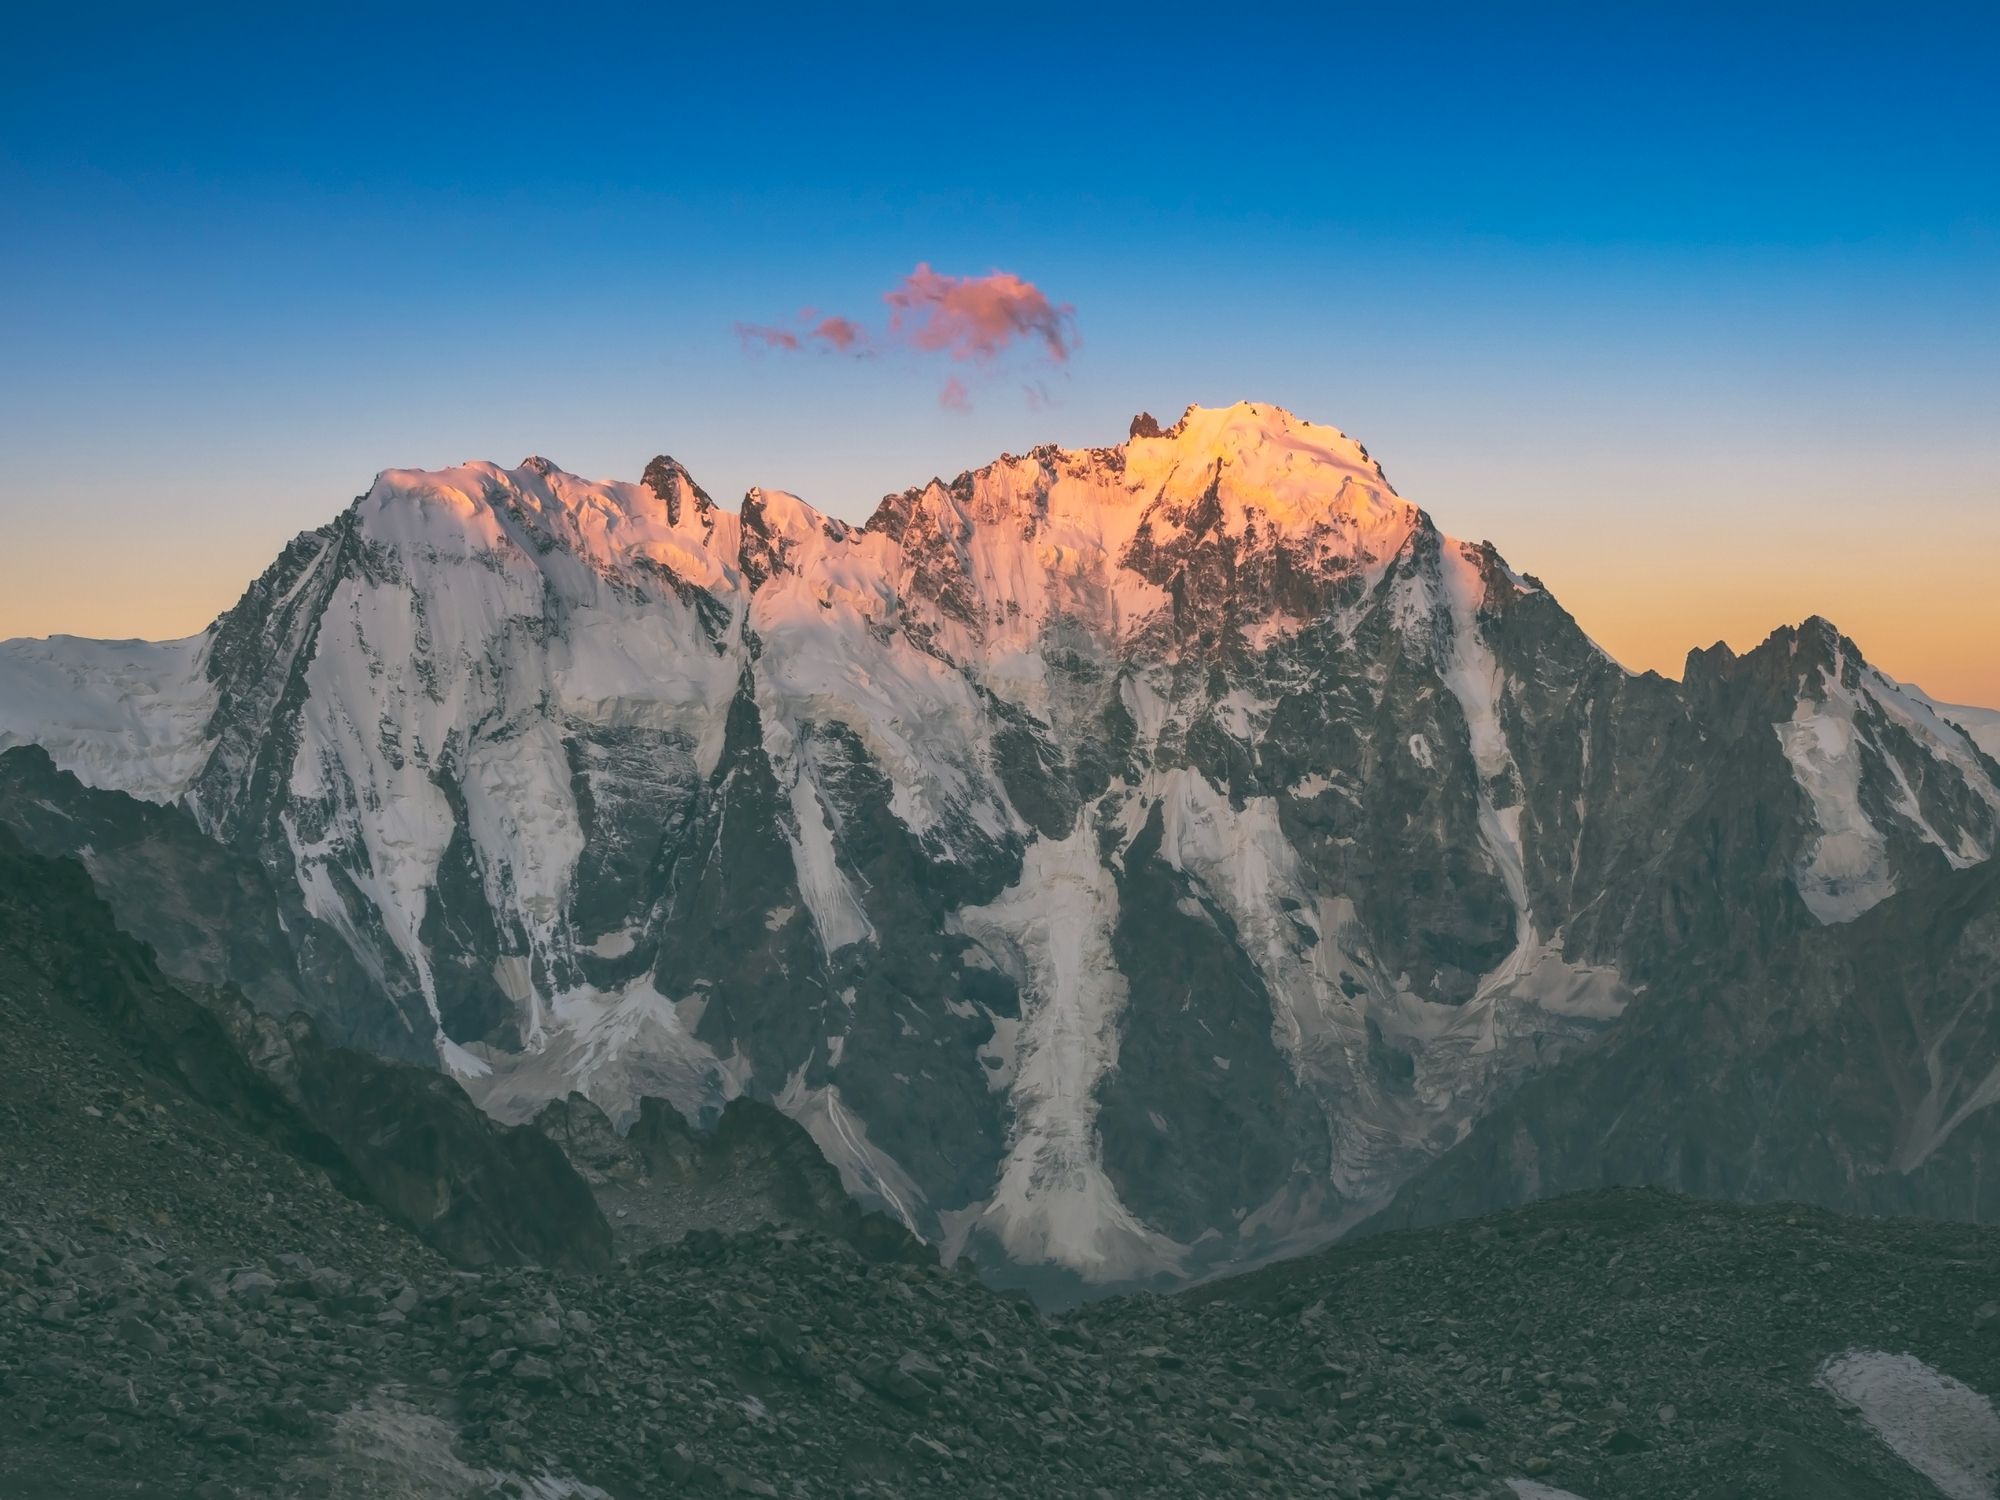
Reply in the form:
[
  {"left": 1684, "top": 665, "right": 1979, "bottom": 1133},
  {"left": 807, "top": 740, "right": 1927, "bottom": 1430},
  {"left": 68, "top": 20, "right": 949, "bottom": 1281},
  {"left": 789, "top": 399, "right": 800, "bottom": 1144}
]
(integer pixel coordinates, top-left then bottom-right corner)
[{"left": 4, "top": 3, "right": 1997, "bottom": 703}]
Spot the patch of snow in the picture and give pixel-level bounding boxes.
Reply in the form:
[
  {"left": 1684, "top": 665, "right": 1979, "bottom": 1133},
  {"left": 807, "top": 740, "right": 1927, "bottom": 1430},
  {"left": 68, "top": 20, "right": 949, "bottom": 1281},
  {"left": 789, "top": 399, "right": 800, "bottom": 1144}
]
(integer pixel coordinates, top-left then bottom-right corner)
[
  {"left": 1119, "top": 670, "right": 1174, "bottom": 756},
  {"left": 780, "top": 763, "right": 874, "bottom": 955},
  {"left": 439, "top": 1038, "right": 492, "bottom": 1079},
  {"left": 1433, "top": 937, "right": 1629, "bottom": 1060},
  {"left": 1880, "top": 748, "right": 1975, "bottom": 867},
  {"left": 0, "top": 633, "right": 217, "bottom": 802},
  {"left": 1779, "top": 661, "right": 2000, "bottom": 922},
  {"left": 1817, "top": 1350, "right": 2000, "bottom": 1500},
  {"left": 1936, "top": 701, "right": 2000, "bottom": 761},
  {"left": 975, "top": 1008, "right": 1021, "bottom": 1092},
  {"left": 1505, "top": 1483, "right": 1593, "bottom": 1500},
  {"left": 1776, "top": 686, "right": 1895, "bottom": 923},
  {"left": 1213, "top": 687, "right": 1269, "bottom": 742},
  {"left": 1145, "top": 767, "right": 1353, "bottom": 1073},
  {"left": 586, "top": 927, "right": 638, "bottom": 959},
  {"left": 463, "top": 974, "right": 735, "bottom": 1128},
  {"left": 1897, "top": 1047, "right": 2000, "bottom": 1173},
  {"left": 1119, "top": 402, "right": 1417, "bottom": 589},
  {"left": 1865, "top": 678, "right": 2000, "bottom": 841},
  {"left": 1438, "top": 542, "right": 1535, "bottom": 984}
]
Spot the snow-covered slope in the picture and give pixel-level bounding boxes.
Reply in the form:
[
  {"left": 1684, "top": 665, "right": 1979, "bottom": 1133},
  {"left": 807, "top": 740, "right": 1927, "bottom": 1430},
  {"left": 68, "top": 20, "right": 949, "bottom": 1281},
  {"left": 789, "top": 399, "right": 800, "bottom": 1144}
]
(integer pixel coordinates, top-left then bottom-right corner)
[
  {"left": 0, "top": 634, "right": 216, "bottom": 801},
  {"left": 6, "top": 401, "right": 1999, "bottom": 1286},
  {"left": 1910, "top": 686, "right": 2000, "bottom": 762}
]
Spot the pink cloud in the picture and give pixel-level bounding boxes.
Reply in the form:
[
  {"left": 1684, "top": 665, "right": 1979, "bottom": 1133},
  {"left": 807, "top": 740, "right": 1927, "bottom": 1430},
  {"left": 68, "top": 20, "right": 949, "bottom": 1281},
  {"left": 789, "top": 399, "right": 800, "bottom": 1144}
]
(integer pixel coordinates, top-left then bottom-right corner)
[
  {"left": 734, "top": 322, "right": 802, "bottom": 353},
  {"left": 736, "top": 266, "right": 1074, "bottom": 414},
  {"left": 884, "top": 263, "right": 1075, "bottom": 364},
  {"left": 734, "top": 314, "right": 868, "bottom": 356},
  {"left": 810, "top": 315, "right": 866, "bottom": 353}
]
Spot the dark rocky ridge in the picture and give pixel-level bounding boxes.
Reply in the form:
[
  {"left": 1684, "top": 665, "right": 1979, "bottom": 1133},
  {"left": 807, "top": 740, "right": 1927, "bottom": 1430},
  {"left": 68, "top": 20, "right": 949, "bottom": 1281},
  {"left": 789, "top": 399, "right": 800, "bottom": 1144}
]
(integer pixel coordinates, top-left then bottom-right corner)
[
  {"left": 0, "top": 824, "right": 610, "bottom": 1273},
  {"left": 0, "top": 744, "right": 417, "bottom": 1058},
  {"left": 0, "top": 747, "right": 929, "bottom": 1278}
]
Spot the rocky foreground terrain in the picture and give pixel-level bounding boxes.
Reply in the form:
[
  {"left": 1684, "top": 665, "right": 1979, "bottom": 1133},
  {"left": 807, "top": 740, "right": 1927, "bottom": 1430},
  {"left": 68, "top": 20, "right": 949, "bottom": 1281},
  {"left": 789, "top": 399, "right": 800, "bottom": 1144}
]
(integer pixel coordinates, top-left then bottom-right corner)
[
  {"left": 3, "top": 819, "right": 1997, "bottom": 1498},
  {"left": 6, "top": 1177, "right": 1997, "bottom": 1499}
]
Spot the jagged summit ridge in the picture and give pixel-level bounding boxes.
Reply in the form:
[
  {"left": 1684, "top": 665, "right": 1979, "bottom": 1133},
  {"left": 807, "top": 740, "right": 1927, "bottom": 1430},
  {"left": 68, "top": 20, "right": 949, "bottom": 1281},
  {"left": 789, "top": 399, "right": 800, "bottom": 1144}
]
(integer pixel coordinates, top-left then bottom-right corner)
[
  {"left": 325, "top": 403, "right": 1435, "bottom": 679},
  {"left": 354, "top": 401, "right": 1405, "bottom": 589},
  {"left": 4, "top": 401, "right": 2000, "bottom": 1291}
]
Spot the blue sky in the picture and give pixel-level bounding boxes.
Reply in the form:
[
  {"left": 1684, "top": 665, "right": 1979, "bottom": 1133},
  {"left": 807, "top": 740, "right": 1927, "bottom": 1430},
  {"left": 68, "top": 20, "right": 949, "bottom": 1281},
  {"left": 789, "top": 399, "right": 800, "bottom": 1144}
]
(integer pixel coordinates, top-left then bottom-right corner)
[{"left": 4, "top": 2, "right": 1997, "bottom": 698}]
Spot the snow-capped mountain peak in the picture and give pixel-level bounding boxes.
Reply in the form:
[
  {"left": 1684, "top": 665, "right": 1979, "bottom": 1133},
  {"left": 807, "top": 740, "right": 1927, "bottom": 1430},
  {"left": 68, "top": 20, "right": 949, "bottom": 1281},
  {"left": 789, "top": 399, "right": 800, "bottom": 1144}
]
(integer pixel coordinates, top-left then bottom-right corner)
[
  {"left": 1124, "top": 399, "right": 1396, "bottom": 511},
  {"left": 639, "top": 453, "right": 721, "bottom": 528},
  {"left": 357, "top": 456, "right": 739, "bottom": 587}
]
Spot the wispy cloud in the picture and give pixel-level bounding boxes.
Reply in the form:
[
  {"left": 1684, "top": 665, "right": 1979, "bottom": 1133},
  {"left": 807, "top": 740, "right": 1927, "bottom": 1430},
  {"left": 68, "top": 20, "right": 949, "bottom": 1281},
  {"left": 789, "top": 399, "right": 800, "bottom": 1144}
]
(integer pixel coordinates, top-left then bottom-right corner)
[
  {"left": 734, "top": 314, "right": 867, "bottom": 356},
  {"left": 733, "top": 321, "right": 803, "bottom": 353},
  {"left": 735, "top": 264, "right": 1075, "bottom": 410}
]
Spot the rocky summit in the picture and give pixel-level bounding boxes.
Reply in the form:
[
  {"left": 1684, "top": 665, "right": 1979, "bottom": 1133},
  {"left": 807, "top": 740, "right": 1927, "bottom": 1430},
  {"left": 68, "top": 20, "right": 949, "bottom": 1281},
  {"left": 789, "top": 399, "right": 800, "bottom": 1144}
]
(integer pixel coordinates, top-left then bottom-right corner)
[{"left": 3, "top": 402, "right": 1999, "bottom": 1295}]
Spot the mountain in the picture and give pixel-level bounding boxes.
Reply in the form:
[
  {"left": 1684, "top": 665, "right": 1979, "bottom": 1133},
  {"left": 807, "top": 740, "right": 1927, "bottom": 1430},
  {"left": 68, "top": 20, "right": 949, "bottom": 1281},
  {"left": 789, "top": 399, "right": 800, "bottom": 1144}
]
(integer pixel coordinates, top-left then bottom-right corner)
[{"left": 4, "top": 400, "right": 1999, "bottom": 1289}]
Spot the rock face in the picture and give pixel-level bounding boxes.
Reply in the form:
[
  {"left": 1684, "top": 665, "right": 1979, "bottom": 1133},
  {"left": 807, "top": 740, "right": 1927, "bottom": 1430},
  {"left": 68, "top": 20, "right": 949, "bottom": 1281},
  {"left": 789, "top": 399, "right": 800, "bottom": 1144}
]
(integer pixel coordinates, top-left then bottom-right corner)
[
  {"left": 1375, "top": 850, "right": 2000, "bottom": 1235},
  {"left": 0, "top": 744, "right": 419, "bottom": 1057},
  {"left": 534, "top": 1092, "right": 934, "bottom": 1265},
  {"left": 3, "top": 400, "right": 1999, "bottom": 1285},
  {"left": 229, "top": 1006, "right": 614, "bottom": 1273}
]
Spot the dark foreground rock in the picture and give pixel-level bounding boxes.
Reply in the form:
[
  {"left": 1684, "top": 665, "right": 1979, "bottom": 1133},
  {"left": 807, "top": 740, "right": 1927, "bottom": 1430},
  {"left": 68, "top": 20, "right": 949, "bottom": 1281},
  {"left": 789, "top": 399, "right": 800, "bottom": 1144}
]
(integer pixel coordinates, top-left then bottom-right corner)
[{"left": 5, "top": 1173, "right": 1998, "bottom": 1499}]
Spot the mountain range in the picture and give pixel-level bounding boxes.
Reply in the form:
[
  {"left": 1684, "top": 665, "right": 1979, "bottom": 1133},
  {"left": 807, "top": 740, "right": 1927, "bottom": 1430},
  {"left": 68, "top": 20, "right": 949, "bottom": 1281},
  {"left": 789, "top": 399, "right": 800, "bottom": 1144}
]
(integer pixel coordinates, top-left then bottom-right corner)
[{"left": 5, "top": 400, "right": 1998, "bottom": 1293}]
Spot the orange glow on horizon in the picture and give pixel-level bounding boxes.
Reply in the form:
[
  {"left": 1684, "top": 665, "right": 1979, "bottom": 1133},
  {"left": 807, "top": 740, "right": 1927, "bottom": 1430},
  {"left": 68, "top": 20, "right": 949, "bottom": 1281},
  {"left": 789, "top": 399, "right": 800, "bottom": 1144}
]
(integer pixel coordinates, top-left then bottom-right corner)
[{"left": 1525, "top": 529, "right": 2000, "bottom": 709}]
